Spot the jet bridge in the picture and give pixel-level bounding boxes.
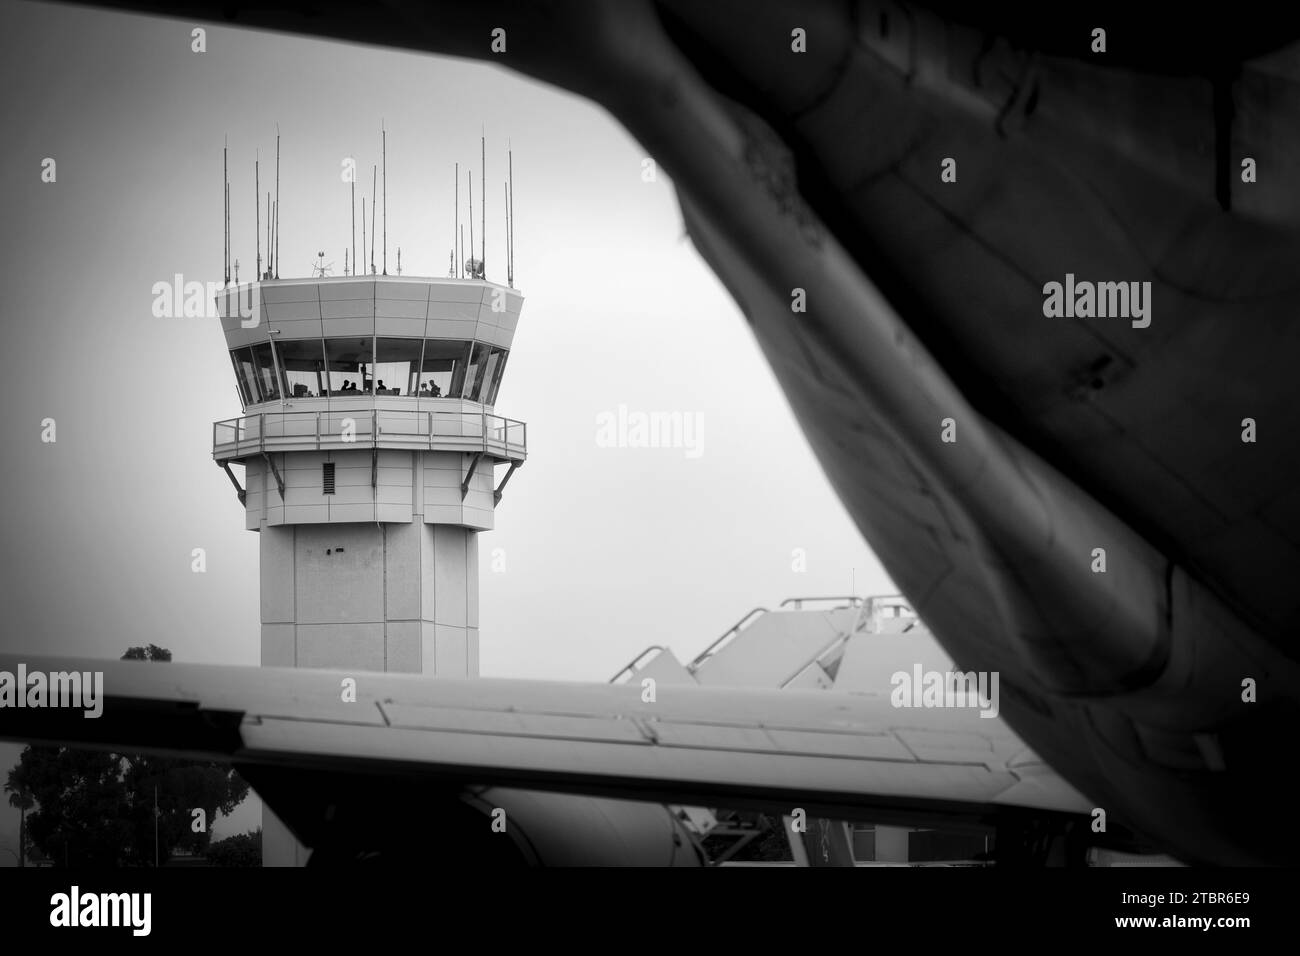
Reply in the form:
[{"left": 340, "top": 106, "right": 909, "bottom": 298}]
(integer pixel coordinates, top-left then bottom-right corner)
[
  {"left": 610, "top": 595, "right": 973, "bottom": 865},
  {"left": 610, "top": 594, "right": 924, "bottom": 693}
]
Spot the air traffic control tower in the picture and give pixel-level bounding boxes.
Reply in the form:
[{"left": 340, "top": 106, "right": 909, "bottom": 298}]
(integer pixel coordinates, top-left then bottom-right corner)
[{"left": 211, "top": 273, "right": 525, "bottom": 864}]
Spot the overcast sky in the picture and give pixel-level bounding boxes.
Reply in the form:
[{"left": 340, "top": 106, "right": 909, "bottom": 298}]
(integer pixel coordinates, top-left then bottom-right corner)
[{"left": 0, "top": 0, "right": 894, "bottom": 861}]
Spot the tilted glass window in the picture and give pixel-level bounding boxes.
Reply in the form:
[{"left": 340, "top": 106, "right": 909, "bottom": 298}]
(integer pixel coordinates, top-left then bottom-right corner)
[
  {"left": 373, "top": 337, "right": 423, "bottom": 396},
  {"left": 418, "top": 339, "right": 472, "bottom": 399},
  {"left": 324, "top": 337, "right": 374, "bottom": 397},
  {"left": 230, "top": 346, "right": 260, "bottom": 406},
  {"left": 481, "top": 347, "right": 508, "bottom": 405},
  {"left": 460, "top": 342, "right": 490, "bottom": 401},
  {"left": 457, "top": 344, "right": 509, "bottom": 403},
  {"left": 251, "top": 337, "right": 493, "bottom": 401},
  {"left": 250, "top": 342, "right": 282, "bottom": 402},
  {"left": 278, "top": 338, "right": 328, "bottom": 399}
]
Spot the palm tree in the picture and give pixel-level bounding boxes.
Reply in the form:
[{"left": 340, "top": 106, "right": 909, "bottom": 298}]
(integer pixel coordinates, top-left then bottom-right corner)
[{"left": 4, "top": 765, "right": 34, "bottom": 868}]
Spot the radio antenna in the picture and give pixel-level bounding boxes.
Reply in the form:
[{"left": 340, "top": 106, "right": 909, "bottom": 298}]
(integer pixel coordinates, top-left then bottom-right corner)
[
  {"left": 255, "top": 152, "right": 261, "bottom": 282},
  {"left": 508, "top": 147, "right": 515, "bottom": 285},
  {"left": 468, "top": 169, "right": 474, "bottom": 279},
  {"left": 223, "top": 138, "right": 230, "bottom": 287},
  {"left": 271, "top": 199, "right": 277, "bottom": 280},
  {"left": 382, "top": 122, "right": 387, "bottom": 275},
  {"left": 454, "top": 162, "right": 459, "bottom": 278},
  {"left": 480, "top": 132, "right": 486, "bottom": 279},
  {"left": 266, "top": 192, "right": 271, "bottom": 279},
  {"left": 504, "top": 182, "right": 511, "bottom": 287},
  {"left": 274, "top": 127, "right": 281, "bottom": 279},
  {"left": 361, "top": 197, "right": 367, "bottom": 277},
  {"left": 370, "top": 164, "right": 377, "bottom": 275},
  {"left": 350, "top": 159, "right": 356, "bottom": 276}
]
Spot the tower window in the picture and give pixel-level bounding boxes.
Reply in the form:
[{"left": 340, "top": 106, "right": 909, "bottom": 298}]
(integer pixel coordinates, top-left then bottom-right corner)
[{"left": 322, "top": 462, "right": 335, "bottom": 494}]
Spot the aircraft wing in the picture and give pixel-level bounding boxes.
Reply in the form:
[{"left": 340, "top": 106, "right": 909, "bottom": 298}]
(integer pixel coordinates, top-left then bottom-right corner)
[{"left": 0, "top": 654, "right": 1089, "bottom": 832}]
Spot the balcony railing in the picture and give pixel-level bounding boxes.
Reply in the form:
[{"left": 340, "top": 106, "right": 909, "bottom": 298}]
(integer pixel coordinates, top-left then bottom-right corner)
[{"left": 212, "top": 407, "right": 527, "bottom": 462}]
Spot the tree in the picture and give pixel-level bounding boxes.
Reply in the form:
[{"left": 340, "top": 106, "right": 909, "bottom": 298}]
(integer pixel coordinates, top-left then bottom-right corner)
[
  {"left": 18, "top": 747, "right": 130, "bottom": 867},
  {"left": 206, "top": 828, "right": 262, "bottom": 867},
  {"left": 121, "top": 644, "right": 172, "bottom": 662},
  {"left": 4, "top": 765, "right": 33, "bottom": 867},
  {"left": 9, "top": 646, "right": 250, "bottom": 867}
]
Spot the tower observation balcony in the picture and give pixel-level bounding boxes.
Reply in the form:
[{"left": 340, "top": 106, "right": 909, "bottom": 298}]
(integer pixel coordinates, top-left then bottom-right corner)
[{"left": 213, "top": 404, "right": 526, "bottom": 462}]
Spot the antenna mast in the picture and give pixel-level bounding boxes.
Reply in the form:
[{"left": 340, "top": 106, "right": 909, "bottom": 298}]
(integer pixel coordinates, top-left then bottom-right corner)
[
  {"left": 468, "top": 170, "right": 474, "bottom": 279},
  {"left": 223, "top": 139, "right": 230, "bottom": 287},
  {"left": 508, "top": 147, "right": 515, "bottom": 286},
  {"left": 481, "top": 133, "right": 486, "bottom": 279},
  {"left": 266, "top": 193, "right": 271, "bottom": 279},
  {"left": 255, "top": 153, "right": 261, "bottom": 282},
  {"left": 274, "top": 127, "right": 281, "bottom": 279},
  {"left": 370, "top": 164, "right": 377, "bottom": 275},
  {"left": 361, "top": 197, "right": 367, "bottom": 277},
  {"left": 382, "top": 123, "right": 387, "bottom": 275},
  {"left": 350, "top": 162, "right": 356, "bottom": 276},
  {"left": 454, "top": 162, "right": 459, "bottom": 278}
]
